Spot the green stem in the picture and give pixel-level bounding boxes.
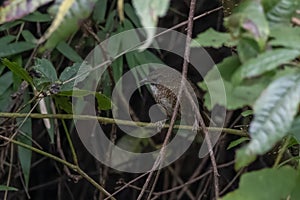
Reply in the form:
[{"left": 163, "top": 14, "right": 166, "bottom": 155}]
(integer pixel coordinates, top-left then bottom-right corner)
[
  {"left": 273, "top": 136, "right": 291, "bottom": 168},
  {"left": 0, "top": 112, "right": 248, "bottom": 137},
  {"left": 61, "top": 119, "right": 78, "bottom": 165},
  {"left": 0, "top": 135, "right": 115, "bottom": 200}
]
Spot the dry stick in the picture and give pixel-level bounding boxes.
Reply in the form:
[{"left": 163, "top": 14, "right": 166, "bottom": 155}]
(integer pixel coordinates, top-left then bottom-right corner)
[
  {"left": 104, "top": 173, "right": 150, "bottom": 200},
  {"left": 137, "top": 0, "right": 198, "bottom": 199},
  {"left": 0, "top": 135, "right": 116, "bottom": 200},
  {"left": 168, "top": 166, "right": 195, "bottom": 199},
  {"left": 177, "top": 156, "right": 209, "bottom": 198},
  {"left": 180, "top": 3, "right": 220, "bottom": 197},
  {"left": 152, "top": 161, "right": 235, "bottom": 199},
  {"left": 220, "top": 169, "right": 244, "bottom": 195}
]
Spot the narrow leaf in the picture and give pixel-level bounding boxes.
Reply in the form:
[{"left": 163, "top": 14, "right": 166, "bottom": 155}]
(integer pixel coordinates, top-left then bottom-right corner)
[
  {"left": 2, "top": 58, "right": 33, "bottom": 85},
  {"left": 0, "top": 42, "right": 35, "bottom": 57},
  {"left": 56, "top": 41, "right": 83, "bottom": 62},
  {"left": 0, "top": 185, "right": 18, "bottom": 191}
]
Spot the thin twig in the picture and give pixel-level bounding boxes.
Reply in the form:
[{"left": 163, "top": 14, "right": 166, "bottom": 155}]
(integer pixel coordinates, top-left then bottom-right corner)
[{"left": 0, "top": 135, "right": 115, "bottom": 200}]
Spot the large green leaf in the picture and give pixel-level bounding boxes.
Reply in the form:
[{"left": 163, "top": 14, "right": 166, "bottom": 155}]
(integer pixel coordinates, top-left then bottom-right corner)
[
  {"left": 199, "top": 56, "right": 270, "bottom": 110},
  {"left": 266, "top": 0, "right": 300, "bottom": 25},
  {"left": 225, "top": 0, "right": 269, "bottom": 49},
  {"left": 0, "top": 0, "right": 52, "bottom": 24},
  {"left": 42, "top": 0, "right": 98, "bottom": 49},
  {"left": 239, "top": 49, "right": 300, "bottom": 79},
  {"left": 236, "top": 72, "right": 300, "bottom": 169},
  {"left": 270, "top": 26, "right": 300, "bottom": 50},
  {"left": 191, "top": 28, "right": 236, "bottom": 48},
  {"left": 132, "top": 0, "right": 170, "bottom": 50},
  {"left": 33, "top": 58, "right": 58, "bottom": 87},
  {"left": 221, "top": 167, "right": 298, "bottom": 200}
]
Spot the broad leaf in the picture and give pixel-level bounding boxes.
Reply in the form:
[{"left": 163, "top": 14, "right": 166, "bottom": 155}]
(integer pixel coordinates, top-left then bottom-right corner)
[
  {"left": 239, "top": 49, "right": 300, "bottom": 79},
  {"left": 267, "top": 0, "right": 300, "bottom": 25},
  {"left": 221, "top": 167, "right": 298, "bottom": 200},
  {"left": 270, "top": 26, "right": 300, "bottom": 50},
  {"left": 191, "top": 28, "right": 236, "bottom": 48},
  {"left": 236, "top": 72, "right": 300, "bottom": 169},
  {"left": 33, "top": 58, "right": 57, "bottom": 87},
  {"left": 199, "top": 56, "right": 270, "bottom": 110},
  {"left": 225, "top": 0, "right": 269, "bottom": 49}
]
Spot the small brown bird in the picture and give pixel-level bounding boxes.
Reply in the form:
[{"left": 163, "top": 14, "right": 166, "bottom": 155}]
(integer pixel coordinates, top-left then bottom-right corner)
[{"left": 141, "top": 67, "right": 199, "bottom": 119}]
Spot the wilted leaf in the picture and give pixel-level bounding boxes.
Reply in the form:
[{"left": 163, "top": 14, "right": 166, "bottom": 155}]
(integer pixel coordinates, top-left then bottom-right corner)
[
  {"left": 42, "top": 0, "right": 98, "bottom": 49},
  {"left": 0, "top": 0, "right": 52, "bottom": 24}
]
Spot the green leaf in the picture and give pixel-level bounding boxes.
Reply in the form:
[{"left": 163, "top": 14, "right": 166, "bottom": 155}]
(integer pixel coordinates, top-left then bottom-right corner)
[
  {"left": 2, "top": 58, "right": 33, "bottom": 85},
  {"left": 43, "top": 0, "right": 98, "bottom": 49},
  {"left": 191, "top": 28, "right": 236, "bottom": 48},
  {"left": 0, "top": 185, "right": 18, "bottom": 191},
  {"left": 225, "top": 0, "right": 269, "bottom": 49},
  {"left": 58, "top": 89, "right": 111, "bottom": 110},
  {"left": 237, "top": 37, "right": 260, "bottom": 63},
  {"left": 199, "top": 56, "right": 270, "bottom": 110},
  {"left": 56, "top": 41, "right": 83, "bottom": 62},
  {"left": 241, "top": 110, "right": 253, "bottom": 117},
  {"left": 267, "top": 0, "right": 300, "bottom": 25},
  {"left": 124, "top": 3, "right": 142, "bottom": 28},
  {"left": 289, "top": 116, "right": 300, "bottom": 142},
  {"left": 93, "top": 0, "right": 107, "bottom": 24},
  {"left": 221, "top": 167, "right": 298, "bottom": 200},
  {"left": 0, "top": 41, "right": 35, "bottom": 57},
  {"left": 132, "top": 0, "right": 170, "bottom": 50},
  {"left": 270, "top": 26, "right": 300, "bottom": 49},
  {"left": 17, "top": 90, "right": 32, "bottom": 188},
  {"left": 54, "top": 96, "right": 73, "bottom": 114},
  {"left": 95, "top": 92, "right": 112, "bottom": 110},
  {"left": 227, "top": 137, "right": 250, "bottom": 150},
  {"left": 59, "top": 63, "right": 91, "bottom": 91},
  {"left": 0, "top": 35, "right": 16, "bottom": 46},
  {"left": 22, "top": 11, "right": 51, "bottom": 22},
  {"left": 236, "top": 72, "right": 300, "bottom": 169},
  {"left": 239, "top": 49, "right": 300, "bottom": 79},
  {"left": 21, "top": 30, "right": 36, "bottom": 42},
  {"left": 0, "top": 0, "right": 52, "bottom": 24},
  {"left": 33, "top": 58, "right": 58, "bottom": 87},
  {"left": 0, "top": 72, "right": 13, "bottom": 95}
]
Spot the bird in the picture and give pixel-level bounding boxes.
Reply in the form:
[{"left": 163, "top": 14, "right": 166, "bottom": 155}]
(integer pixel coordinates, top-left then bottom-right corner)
[{"left": 141, "top": 67, "right": 200, "bottom": 121}]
